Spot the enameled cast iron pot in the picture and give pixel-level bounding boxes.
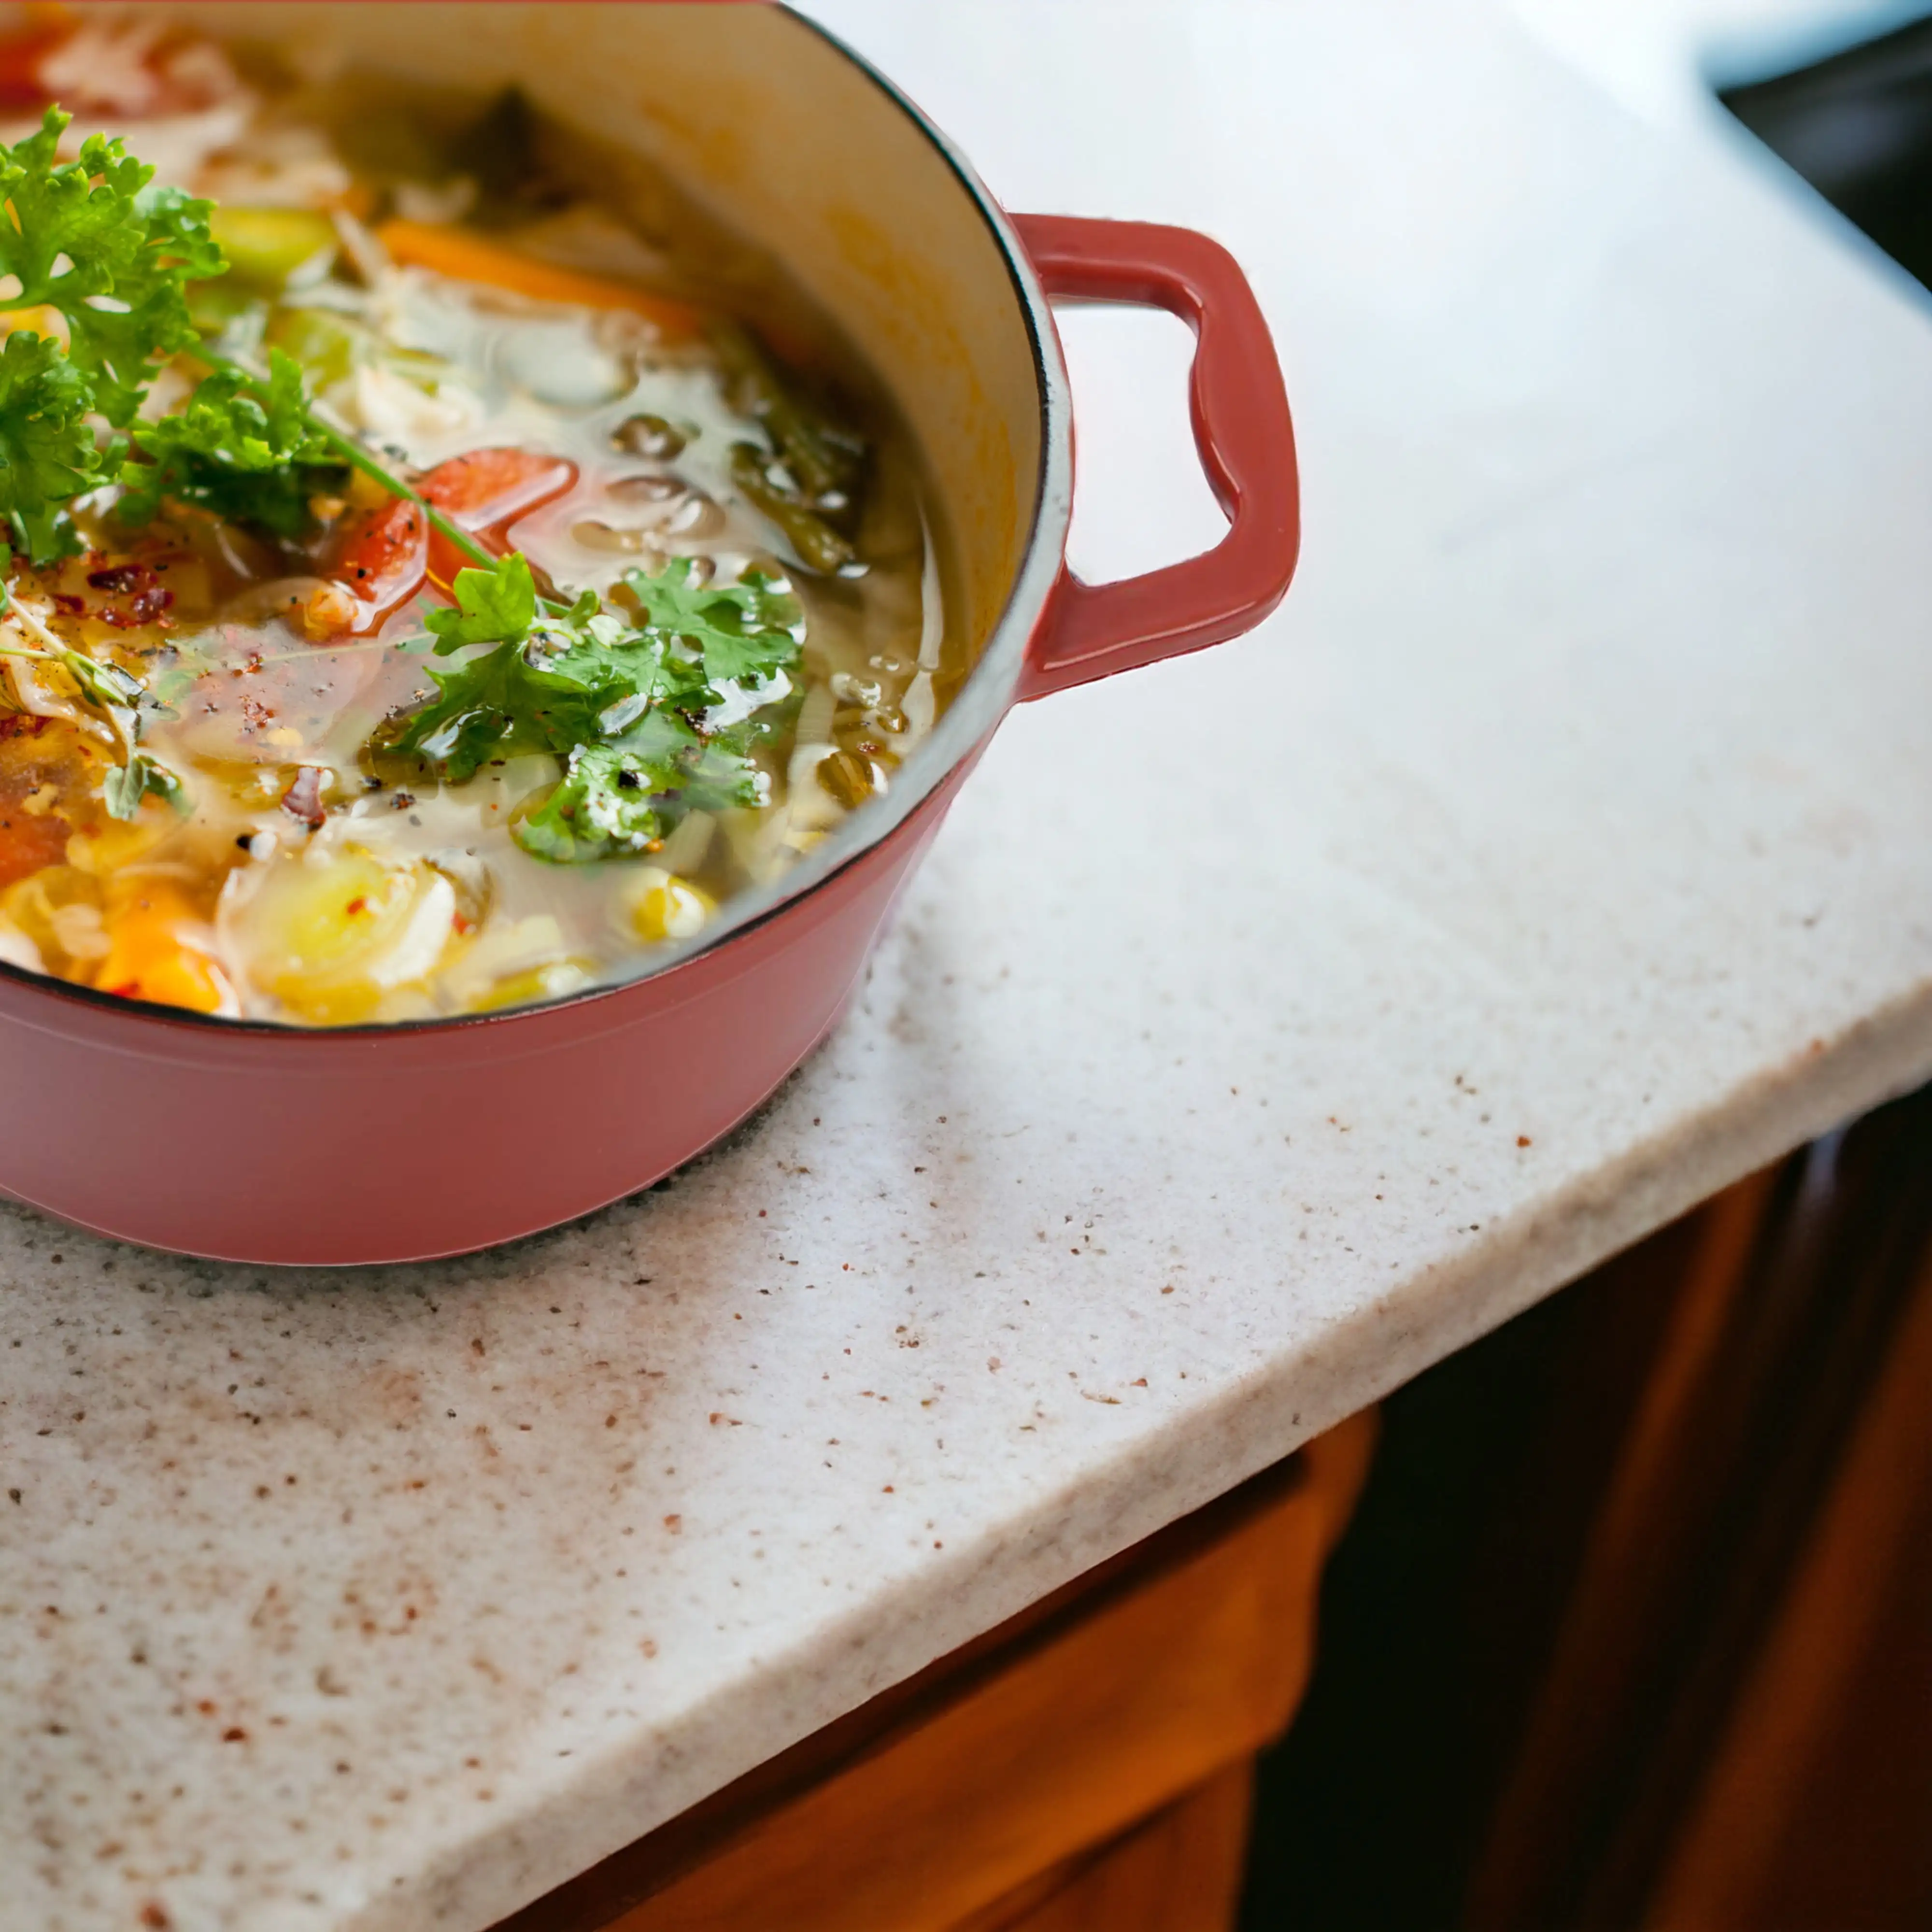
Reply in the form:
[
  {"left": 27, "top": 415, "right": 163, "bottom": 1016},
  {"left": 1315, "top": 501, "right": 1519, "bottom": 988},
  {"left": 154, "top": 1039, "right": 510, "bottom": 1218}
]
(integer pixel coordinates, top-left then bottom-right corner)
[{"left": 0, "top": 2, "right": 1299, "bottom": 1263}]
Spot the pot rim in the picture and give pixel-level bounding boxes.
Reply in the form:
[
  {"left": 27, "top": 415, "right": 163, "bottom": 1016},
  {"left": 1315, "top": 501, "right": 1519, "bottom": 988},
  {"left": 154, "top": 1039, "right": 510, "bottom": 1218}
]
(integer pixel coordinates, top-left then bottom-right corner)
[{"left": 0, "top": 1, "right": 1075, "bottom": 1043}]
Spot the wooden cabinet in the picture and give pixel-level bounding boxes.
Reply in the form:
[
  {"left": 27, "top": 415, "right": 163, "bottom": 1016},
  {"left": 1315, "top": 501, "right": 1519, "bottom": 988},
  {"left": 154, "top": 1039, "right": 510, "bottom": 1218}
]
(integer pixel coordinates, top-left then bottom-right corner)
[
  {"left": 1468, "top": 1085, "right": 1932, "bottom": 1932},
  {"left": 497, "top": 1415, "right": 1375, "bottom": 1932}
]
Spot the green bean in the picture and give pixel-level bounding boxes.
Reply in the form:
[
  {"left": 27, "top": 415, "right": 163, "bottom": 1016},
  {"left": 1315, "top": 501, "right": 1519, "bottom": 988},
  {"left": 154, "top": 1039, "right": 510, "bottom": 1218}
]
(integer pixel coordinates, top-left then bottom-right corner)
[
  {"left": 730, "top": 443, "right": 855, "bottom": 574},
  {"left": 708, "top": 318, "right": 866, "bottom": 500}
]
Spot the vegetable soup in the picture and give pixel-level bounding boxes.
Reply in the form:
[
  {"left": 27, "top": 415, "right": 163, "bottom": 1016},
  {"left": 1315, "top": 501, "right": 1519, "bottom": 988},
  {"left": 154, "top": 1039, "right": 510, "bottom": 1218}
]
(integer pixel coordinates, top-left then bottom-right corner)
[{"left": 0, "top": 14, "right": 963, "bottom": 1024}]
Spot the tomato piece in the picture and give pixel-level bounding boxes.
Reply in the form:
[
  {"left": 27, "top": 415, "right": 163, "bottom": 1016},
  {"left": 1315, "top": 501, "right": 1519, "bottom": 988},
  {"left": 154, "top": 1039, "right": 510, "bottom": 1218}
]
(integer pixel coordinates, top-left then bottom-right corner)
[
  {"left": 320, "top": 449, "right": 576, "bottom": 636},
  {"left": 419, "top": 448, "right": 578, "bottom": 588},
  {"left": 0, "top": 26, "right": 63, "bottom": 112},
  {"left": 327, "top": 496, "right": 430, "bottom": 635}
]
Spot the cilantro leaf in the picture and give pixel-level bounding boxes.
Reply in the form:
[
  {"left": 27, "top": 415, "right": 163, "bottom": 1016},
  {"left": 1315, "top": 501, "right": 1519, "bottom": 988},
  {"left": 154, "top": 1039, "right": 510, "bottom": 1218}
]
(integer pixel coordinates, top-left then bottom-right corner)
[
  {"left": 707, "top": 317, "right": 866, "bottom": 500},
  {"left": 515, "top": 714, "right": 767, "bottom": 864},
  {"left": 426, "top": 550, "right": 540, "bottom": 654},
  {"left": 119, "top": 349, "right": 343, "bottom": 538},
  {"left": 0, "top": 329, "right": 105, "bottom": 565},
  {"left": 514, "top": 731, "right": 687, "bottom": 863},
  {"left": 0, "top": 109, "right": 223, "bottom": 428},
  {"left": 392, "top": 554, "right": 800, "bottom": 864},
  {"left": 541, "top": 612, "right": 702, "bottom": 723},
  {"left": 622, "top": 557, "right": 801, "bottom": 688},
  {"left": 390, "top": 636, "right": 593, "bottom": 783},
  {"left": 393, "top": 611, "right": 696, "bottom": 782}
]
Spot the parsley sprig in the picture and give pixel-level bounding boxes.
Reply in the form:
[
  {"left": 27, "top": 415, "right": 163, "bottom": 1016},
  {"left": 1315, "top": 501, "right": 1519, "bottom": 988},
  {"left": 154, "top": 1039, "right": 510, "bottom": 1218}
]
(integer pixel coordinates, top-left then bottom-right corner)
[
  {"left": 0, "top": 107, "right": 221, "bottom": 426},
  {"left": 118, "top": 346, "right": 344, "bottom": 538},
  {"left": 392, "top": 554, "right": 800, "bottom": 863},
  {"left": 0, "top": 330, "right": 107, "bottom": 566},
  {"left": 0, "top": 107, "right": 220, "bottom": 562},
  {"left": 0, "top": 105, "right": 495, "bottom": 575}
]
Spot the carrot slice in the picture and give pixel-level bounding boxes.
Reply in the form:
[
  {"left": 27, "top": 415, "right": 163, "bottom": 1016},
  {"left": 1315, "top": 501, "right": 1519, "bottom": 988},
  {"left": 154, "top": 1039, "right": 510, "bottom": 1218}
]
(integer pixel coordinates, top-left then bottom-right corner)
[
  {"left": 96, "top": 882, "right": 235, "bottom": 1016},
  {"left": 376, "top": 220, "right": 702, "bottom": 340}
]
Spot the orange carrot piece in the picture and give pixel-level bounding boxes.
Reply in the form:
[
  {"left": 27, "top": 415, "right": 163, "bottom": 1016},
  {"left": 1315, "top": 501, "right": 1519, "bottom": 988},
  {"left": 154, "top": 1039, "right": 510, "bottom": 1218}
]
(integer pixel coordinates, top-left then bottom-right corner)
[
  {"left": 375, "top": 220, "right": 702, "bottom": 339},
  {"left": 96, "top": 884, "right": 234, "bottom": 1016}
]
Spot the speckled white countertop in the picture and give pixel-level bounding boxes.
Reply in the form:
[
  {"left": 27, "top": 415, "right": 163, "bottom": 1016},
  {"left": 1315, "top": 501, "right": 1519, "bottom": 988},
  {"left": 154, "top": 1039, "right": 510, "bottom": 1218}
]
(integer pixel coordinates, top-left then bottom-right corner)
[{"left": 8, "top": 2, "right": 1932, "bottom": 1927}]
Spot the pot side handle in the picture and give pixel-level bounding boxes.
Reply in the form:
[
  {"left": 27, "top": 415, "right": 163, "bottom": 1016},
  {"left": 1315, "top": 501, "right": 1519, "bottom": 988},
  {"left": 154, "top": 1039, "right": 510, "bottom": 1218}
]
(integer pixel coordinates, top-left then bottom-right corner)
[{"left": 1010, "top": 213, "right": 1300, "bottom": 703}]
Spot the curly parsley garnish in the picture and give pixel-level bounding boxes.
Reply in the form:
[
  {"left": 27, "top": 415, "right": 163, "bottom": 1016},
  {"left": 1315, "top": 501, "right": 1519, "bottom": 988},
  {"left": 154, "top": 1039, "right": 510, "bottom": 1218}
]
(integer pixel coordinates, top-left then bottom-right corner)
[
  {"left": 0, "top": 330, "right": 109, "bottom": 566},
  {"left": 118, "top": 347, "right": 344, "bottom": 538},
  {"left": 0, "top": 106, "right": 221, "bottom": 426},
  {"left": 0, "top": 107, "right": 223, "bottom": 564}
]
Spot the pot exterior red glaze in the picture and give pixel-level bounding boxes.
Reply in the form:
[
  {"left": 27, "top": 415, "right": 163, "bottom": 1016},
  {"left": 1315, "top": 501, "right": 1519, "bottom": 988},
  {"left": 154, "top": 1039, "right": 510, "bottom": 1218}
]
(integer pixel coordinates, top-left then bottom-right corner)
[
  {"left": 0, "top": 4, "right": 1298, "bottom": 1263},
  {"left": 0, "top": 767, "right": 966, "bottom": 1264}
]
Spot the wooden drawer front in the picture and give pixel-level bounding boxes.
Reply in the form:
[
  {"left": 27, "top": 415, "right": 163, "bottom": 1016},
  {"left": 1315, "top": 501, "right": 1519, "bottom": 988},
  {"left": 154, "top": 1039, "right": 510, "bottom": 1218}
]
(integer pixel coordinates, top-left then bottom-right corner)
[{"left": 502, "top": 1413, "right": 1375, "bottom": 1932}]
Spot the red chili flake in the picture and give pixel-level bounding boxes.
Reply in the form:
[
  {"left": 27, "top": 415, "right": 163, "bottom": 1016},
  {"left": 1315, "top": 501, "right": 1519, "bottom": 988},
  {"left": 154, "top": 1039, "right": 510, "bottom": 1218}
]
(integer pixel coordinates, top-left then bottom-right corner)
[
  {"left": 344, "top": 897, "right": 367, "bottom": 917},
  {"left": 280, "top": 767, "right": 327, "bottom": 831},
  {"left": 87, "top": 564, "right": 157, "bottom": 595},
  {"left": 49, "top": 593, "right": 85, "bottom": 616},
  {"left": 99, "top": 586, "right": 176, "bottom": 630}
]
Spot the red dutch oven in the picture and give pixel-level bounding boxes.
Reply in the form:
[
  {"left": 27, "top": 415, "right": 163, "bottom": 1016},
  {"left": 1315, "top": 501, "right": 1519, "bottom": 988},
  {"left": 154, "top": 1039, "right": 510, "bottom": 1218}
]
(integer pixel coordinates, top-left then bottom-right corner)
[{"left": 0, "top": 2, "right": 1299, "bottom": 1263}]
